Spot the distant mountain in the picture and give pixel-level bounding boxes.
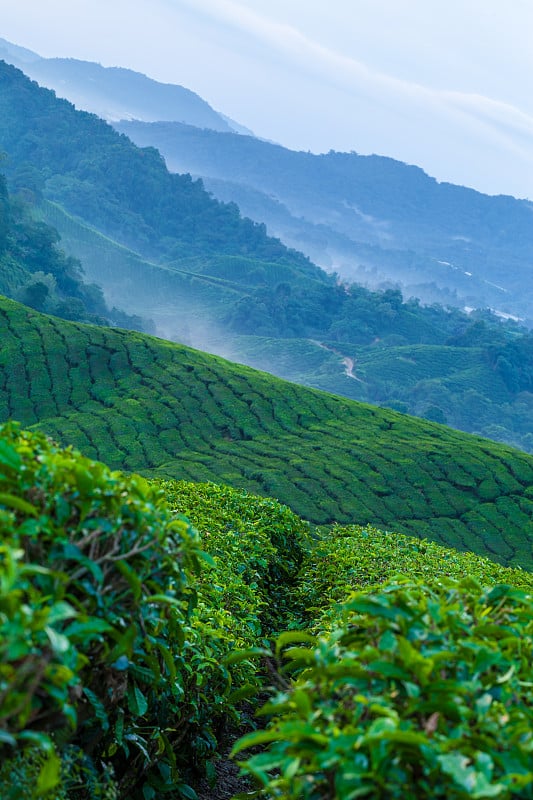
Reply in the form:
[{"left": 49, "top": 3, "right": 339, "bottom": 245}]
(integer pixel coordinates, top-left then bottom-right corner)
[
  {"left": 0, "top": 60, "right": 313, "bottom": 267},
  {"left": 0, "top": 58, "right": 329, "bottom": 335},
  {"left": 0, "top": 37, "right": 246, "bottom": 133},
  {"left": 115, "top": 120, "right": 533, "bottom": 325}
]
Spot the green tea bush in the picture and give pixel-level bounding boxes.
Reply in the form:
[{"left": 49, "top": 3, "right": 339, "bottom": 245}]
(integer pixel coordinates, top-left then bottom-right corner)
[
  {"left": 159, "top": 480, "right": 310, "bottom": 632},
  {"left": 233, "top": 578, "right": 533, "bottom": 799},
  {"left": 0, "top": 422, "right": 253, "bottom": 798},
  {"left": 292, "top": 524, "right": 533, "bottom": 624}
]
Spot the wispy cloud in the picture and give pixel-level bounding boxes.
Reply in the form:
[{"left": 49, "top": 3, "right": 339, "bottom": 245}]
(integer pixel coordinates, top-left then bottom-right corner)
[{"left": 182, "top": 0, "right": 533, "bottom": 182}]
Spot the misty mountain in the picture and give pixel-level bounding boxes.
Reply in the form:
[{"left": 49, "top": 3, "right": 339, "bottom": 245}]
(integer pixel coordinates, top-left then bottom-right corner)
[
  {"left": 1, "top": 58, "right": 532, "bottom": 455},
  {"left": 115, "top": 120, "right": 533, "bottom": 325},
  {"left": 0, "top": 37, "right": 244, "bottom": 133},
  {"left": 0, "top": 58, "right": 329, "bottom": 335}
]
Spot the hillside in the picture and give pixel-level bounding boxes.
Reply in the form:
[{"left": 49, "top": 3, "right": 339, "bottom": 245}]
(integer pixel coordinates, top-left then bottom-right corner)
[
  {"left": 1, "top": 294, "right": 532, "bottom": 569},
  {"left": 0, "top": 60, "right": 315, "bottom": 274},
  {"left": 0, "top": 37, "right": 241, "bottom": 132},
  {"left": 0, "top": 172, "right": 147, "bottom": 330},
  {"left": 224, "top": 334, "right": 533, "bottom": 454},
  {"left": 36, "top": 203, "right": 533, "bottom": 456},
  {"left": 115, "top": 120, "right": 533, "bottom": 324}
]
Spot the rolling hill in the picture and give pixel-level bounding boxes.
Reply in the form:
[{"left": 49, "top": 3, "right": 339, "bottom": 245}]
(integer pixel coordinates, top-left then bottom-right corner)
[{"left": 1, "top": 294, "right": 532, "bottom": 569}]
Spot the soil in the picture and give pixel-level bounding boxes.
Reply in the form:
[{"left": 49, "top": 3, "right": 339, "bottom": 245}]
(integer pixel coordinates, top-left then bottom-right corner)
[{"left": 196, "top": 753, "right": 254, "bottom": 799}]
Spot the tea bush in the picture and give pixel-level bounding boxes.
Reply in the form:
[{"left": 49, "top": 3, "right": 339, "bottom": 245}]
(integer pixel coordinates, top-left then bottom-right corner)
[
  {"left": 159, "top": 480, "right": 310, "bottom": 633},
  {"left": 233, "top": 578, "right": 533, "bottom": 799},
  {"left": 292, "top": 524, "right": 533, "bottom": 625},
  {"left": 0, "top": 422, "right": 259, "bottom": 798},
  {"left": 3, "top": 420, "right": 533, "bottom": 799}
]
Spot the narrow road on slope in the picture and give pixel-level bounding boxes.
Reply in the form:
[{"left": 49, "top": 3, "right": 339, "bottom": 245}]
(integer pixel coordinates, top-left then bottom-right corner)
[{"left": 310, "top": 341, "right": 364, "bottom": 382}]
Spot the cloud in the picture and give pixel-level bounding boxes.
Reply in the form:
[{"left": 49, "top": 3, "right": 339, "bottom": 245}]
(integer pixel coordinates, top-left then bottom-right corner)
[
  {"left": 3, "top": 0, "right": 532, "bottom": 194},
  {"left": 181, "top": 0, "right": 533, "bottom": 186},
  {"left": 201, "top": 2, "right": 531, "bottom": 116}
]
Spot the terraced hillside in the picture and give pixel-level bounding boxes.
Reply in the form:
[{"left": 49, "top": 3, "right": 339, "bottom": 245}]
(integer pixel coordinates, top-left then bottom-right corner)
[
  {"left": 1, "top": 295, "right": 532, "bottom": 568},
  {"left": 224, "top": 336, "right": 533, "bottom": 453}
]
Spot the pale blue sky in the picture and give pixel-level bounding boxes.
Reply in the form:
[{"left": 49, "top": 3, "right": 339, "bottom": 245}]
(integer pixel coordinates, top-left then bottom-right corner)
[{"left": 1, "top": 0, "right": 532, "bottom": 198}]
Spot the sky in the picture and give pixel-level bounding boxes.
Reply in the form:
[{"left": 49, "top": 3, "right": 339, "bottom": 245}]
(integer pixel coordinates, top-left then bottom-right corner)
[{"left": 2, "top": 0, "right": 533, "bottom": 198}]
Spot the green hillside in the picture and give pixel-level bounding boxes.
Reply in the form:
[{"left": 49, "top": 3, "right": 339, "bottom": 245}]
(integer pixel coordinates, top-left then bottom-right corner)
[
  {"left": 0, "top": 60, "right": 319, "bottom": 276},
  {"left": 1, "top": 295, "right": 532, "bottom": 569},
  {"left": 222, "top": 333, "right": 533, "bottom": 454},
  {"left": 0, "top": 172, "right": 147, "bottom": 330},
  {"left": 1, "top": 60, "right": 532, "bottom": 456},
  {"left": 37, "top": 199, "right": 324, "bottom": 343}
]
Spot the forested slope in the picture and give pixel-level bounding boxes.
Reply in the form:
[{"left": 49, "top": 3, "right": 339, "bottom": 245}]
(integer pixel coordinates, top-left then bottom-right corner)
[
  {"left": 0, "top": 171, "right": 146, "bottom": 329},
  {"left": 0, "top": 60, "right": 318, "bottom": 274},
  {"left": 116, "top": 119, "right": 533, "bottom": 321}
]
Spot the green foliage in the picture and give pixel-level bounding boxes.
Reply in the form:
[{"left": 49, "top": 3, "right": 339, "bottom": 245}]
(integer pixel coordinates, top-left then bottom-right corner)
[
  {"left": 226, "top": 335, "right": 533, "bottom": 456},
  {"left": 159, "top": 480, "right": 310, "bottom": 640},
  {"left": 291, "top": 524, "right": 533, "bottom": 625},
  {"left": 161, "top": 480, "right": 310, "bottom": 587},
  {"left": 0, "top": 422, "right": 260, "bottom": 798},
  {"left": 0, "top": 748, "right": 68, "bottom": 800},
  {"left": 234, "top": 578, "right": 533, "bottom": 799},
  {"left": 0, "top": 174, "right": 145, "bottom": 329},
  {"left": 1, "top": 295, "right": 532, "bottom": 569},
  {"left": 1, "top": 420, "right": 533, "bottom": 798}
]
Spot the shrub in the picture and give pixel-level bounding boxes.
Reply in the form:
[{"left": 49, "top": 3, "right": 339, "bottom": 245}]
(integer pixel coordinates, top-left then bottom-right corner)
[
  {"left": 159, "top": 480, "right": 310, "bottom": 632},
  {"left": 292, "top": 524, "right": 533, "bottom": 625},
  {"left": 233, "top": 578, "right": 533, "bottom": 799},
  {"left": 0, "top": 422, "right": 246, "bottom": 798}
]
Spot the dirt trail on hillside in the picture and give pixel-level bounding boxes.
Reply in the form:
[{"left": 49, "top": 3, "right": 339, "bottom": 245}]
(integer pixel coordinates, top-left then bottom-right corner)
[{"left": 311, "top": 340, "right": 364, "bottom": 382}]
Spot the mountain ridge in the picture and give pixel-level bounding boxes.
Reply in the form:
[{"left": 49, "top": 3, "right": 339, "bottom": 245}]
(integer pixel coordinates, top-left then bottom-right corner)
[
  {"left": 115, "top": 119, "right": 533, "bottom": 323},
  {"left": 0, "top": 37, "right": 244, "bottom": 133}
]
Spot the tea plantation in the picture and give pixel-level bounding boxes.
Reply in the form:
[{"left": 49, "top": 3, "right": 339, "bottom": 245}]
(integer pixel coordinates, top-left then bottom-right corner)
[
  {"left": 0, "top": 424, "right": 532, "bottom": 798},
  {"left": 1, "top": 295, "right": 533, "bottom": 568}
]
